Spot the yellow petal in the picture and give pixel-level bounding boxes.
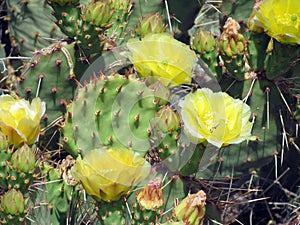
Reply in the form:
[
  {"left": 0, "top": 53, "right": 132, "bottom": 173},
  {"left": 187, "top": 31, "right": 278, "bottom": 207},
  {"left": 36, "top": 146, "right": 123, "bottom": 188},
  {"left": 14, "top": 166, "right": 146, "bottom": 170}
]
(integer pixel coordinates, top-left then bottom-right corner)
[{"left": 127, "top": 33, "right": 197, "bottom": 87}]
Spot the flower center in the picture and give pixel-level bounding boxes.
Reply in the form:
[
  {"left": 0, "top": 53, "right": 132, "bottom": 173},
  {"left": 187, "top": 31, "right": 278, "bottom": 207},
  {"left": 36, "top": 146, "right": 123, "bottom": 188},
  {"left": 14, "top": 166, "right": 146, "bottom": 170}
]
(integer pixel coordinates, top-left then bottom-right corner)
[
  {"left": 276, "top": 13, "right": 300, "bottom": 26},
  {"left": 203, "top": 112, "right": 220, "bottom": 133}
]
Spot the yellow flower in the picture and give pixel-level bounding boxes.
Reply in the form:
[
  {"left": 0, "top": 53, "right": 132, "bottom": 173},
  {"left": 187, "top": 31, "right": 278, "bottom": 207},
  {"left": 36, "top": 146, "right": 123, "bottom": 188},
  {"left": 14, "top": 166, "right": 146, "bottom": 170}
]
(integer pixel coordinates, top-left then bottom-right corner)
[
  {"left": 72, "top": 147, "right": 151, "bottom": 202},
  {"left": 250, "top": 0, "right": 300, "bottom": 45},
  {"left": 0, "top": 95, "right": 45, "bottom": 147},
  {"left": 179, "top": 88, "right": 254, "bottom": 148},
  {"left": 127, "top": 33, "right": 197, "bottom": 87}
]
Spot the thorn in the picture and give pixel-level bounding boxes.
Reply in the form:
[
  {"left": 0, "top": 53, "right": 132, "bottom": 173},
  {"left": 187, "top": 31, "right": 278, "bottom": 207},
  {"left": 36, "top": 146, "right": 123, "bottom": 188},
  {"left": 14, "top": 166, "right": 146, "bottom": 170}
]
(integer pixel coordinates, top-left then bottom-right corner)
[
  {"left": 95, "top": 110, "right": 101, "bottom": 116},
  {"left": 82, "top": 99, "right": 87, "bottom": 106},
  {"left": 276, "top": 84, "right": 293, "bottom": 116},
  {"left": 92, "top": 132, "right": 96, "bottom": 139},
  {"left": 135, "top": 114, "right": 140, "bottom": 121},
  {"left": 100, "top": 87, "right": 105, "bottom": 93},
  {"left": 279, "top": 109, "right": 289, "bottom": 166},
  {"left": 128, "top": 140, "right": 132, "bottom": 148},
  {"left": 114, "top": 109, "right": 121, "bottom": 116},
  {"left": 36, "top": 74, "right": 44, "bottom": 98},
  {"left": 109, "top": 135, "right": 113, "bottom": 143},
  {"left": 274, "top": 150, "right": 279, "bottom": 180},
  {"left": 290, "top": 137, "right": 300, "bottom": 153},
  {"left": 55, "top": 59, "right": 63, "bottom": 67},
  {"left": 137, "top": 90, "right": 144, "bottom": 96},
  {"left": 265, "top": 86, "right": 270, "bottom": 130},
  {"left": 153, "top": 99, "right": 160, "bottom": 105},
  {"left": 243, "top": 78, "right": 256, "bottom": 102},
  {"left": 116, "top": 85, "right": 123, "bottom": 93}
]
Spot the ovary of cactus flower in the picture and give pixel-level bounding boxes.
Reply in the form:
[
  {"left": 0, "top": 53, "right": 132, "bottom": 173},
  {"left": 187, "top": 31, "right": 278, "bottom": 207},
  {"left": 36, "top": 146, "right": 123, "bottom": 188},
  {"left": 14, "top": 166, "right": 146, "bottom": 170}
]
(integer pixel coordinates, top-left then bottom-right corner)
[
  {"left": 137, "top": 178, "right": 164, "bottom": 210},
  {"left": 179, "top": 88, "right": 255, "bottom": 148},
  {"left": 155, "top": 105, "right": 180, "bottom": 132},
  {"left": 249, "top": 0, "right": 300, "bottom": 45},
  {"left": 174, "top": 190, "right": 206, "bottom": 225},
  {"left": 0, "top": 131, "right": 8, "bottom": 150},
  {"left": 137, "top": 13, "right": 167, "bottom": 38},
  {"left": 192, "top": 29, "right": 217, "bottom": 54},
  {"left": 1, "top": 189, "right": 26, "bottom": 215},
  {"left": 127, "top": 33, "right": 197, "bottom": 88},
  {"left": 11, "top": 144, "right": 36, "bottom": 173},
  {"left": 83, "top": 1, "right": 113, "bottom": 28},
  {"left": 72, "top": 147, "right": 151, "bottom": 202},
  {"left": 0, "top": 95, "right": 45, "bottom": 147}
]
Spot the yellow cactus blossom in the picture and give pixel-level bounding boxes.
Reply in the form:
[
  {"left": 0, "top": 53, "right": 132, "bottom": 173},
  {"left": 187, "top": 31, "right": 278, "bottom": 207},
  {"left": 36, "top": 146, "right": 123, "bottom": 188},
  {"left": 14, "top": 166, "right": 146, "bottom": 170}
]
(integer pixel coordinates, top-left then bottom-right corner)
[
  {"left": 72, "top": 147, "right": 151, "bottom": 202},
  {"left": 0, "top": 95, "right": 46, "bottom": 147},
  {"left": 127, "top": 33, "right": 197, "bottom": 87},
  {"left": 179, "top": 88, "right": 255, "bottom": 148},
  {"left": 250, "top": 0, "right": 300, "bottom": 45}
]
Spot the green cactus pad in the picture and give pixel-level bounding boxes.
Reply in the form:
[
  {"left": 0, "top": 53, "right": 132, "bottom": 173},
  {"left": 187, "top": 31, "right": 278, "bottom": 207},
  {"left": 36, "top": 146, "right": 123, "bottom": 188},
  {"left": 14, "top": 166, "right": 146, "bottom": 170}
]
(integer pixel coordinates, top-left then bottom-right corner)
[
  {"left": 72, "top": 73, "right": 159, "bottom": 156},
  {"left": 18, "top": 41, "right": 77, "bottom": 125}
]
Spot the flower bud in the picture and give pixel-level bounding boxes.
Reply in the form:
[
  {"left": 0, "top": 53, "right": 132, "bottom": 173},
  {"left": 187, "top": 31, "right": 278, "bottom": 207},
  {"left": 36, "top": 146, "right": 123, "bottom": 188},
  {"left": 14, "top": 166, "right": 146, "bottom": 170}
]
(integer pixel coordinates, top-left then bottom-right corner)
[
  {"left": 137, "top": 13, "right": 166, "bottom": 38},
  {"left": 137, "top": 178, "right": 164, "bottom": 210},
  {"left": 155, "top": 105, "right": 180, "bottom": 132},
  {"left": 83, "top": 1, "right": 113, "bottom": 28},
  {"left": 174, "top": 190, "right": 206, "bottom": 225},
  {"left": 1, "top": 189, "right": 25, "bottom": 215},
  {"left": 11, "top": 144, "right": 36, "bottom": 173},
  {"left": 192, "top": 29, "right": 216, "bottom": 54}
]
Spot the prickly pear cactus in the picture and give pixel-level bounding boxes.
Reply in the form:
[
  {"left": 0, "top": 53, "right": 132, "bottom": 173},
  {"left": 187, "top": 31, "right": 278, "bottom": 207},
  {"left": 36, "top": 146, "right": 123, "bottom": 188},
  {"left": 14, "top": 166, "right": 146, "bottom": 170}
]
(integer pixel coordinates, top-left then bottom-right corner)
[
  {"left": 6, "top": 0, "right": 65, "bottom": 56},
  {"left": 72, "top": 73, "right": 160, "bottom": 156},
  {"left": 17, "top": 41, "right": 77, "bottom": 125},
  {"left": 1, "top": 0, "right": 300, "bottom": 224}
]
